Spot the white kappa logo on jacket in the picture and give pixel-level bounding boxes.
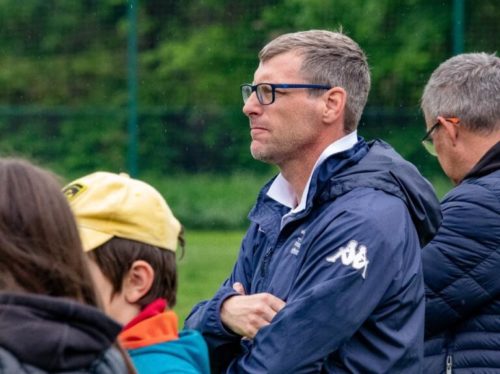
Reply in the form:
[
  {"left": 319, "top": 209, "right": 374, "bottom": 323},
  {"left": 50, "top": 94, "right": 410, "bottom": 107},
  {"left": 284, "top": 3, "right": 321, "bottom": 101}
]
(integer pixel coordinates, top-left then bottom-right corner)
[{"left": 326, "top": 240, "right": 369, "bottom": 279}]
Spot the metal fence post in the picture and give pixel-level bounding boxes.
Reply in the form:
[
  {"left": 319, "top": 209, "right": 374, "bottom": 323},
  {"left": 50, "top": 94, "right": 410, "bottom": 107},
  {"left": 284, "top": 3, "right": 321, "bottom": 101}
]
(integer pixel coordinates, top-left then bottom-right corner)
[
  {"left": 453, "top": 0, "right": 465, "bottom": 55},
  {"left": 127, "top": 0, "right": 138, "bottom": 177}
]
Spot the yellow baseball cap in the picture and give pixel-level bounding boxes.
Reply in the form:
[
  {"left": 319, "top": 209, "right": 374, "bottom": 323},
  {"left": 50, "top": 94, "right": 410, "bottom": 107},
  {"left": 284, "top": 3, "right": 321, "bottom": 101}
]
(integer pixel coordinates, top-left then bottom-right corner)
[{"left": 63, "top": 172, "right": 181, "bottom": 253}]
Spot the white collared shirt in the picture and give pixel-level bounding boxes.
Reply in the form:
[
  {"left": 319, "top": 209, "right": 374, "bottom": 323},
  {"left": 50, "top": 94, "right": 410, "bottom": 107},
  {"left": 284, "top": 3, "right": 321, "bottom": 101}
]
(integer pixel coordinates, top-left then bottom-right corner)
[{"left": 267, "top": 131, "right": 358, "bottom": 225}]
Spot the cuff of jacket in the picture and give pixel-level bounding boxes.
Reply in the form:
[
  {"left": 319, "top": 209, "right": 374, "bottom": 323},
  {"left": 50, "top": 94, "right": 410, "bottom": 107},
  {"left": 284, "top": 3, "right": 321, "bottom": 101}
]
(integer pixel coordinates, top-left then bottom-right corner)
[{"left": 206, "top": 285, "right": 242, "bottom": 338}]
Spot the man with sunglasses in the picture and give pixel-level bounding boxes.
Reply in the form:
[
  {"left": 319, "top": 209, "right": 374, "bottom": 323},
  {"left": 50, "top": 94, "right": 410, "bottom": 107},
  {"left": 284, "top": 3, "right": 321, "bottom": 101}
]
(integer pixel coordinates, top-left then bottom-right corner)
[
  {"left": 186, "top": 30, "right": 440, "bottom": 373},
  {"left": 420, "top": 53, "right": 500, "bottom": 373}
]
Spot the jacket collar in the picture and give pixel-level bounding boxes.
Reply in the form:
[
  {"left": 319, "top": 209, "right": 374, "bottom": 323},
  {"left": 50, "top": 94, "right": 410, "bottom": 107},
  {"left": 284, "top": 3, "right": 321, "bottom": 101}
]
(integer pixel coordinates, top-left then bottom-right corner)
[
  {"left": 463, "top": 141, "right": 500, "bottom": 181},
  {"left": 249, "top": 138, "right": 369, "bottom": 234},
  {"left": 249, "top": 139, "right": 441, "bottom": 247},
  {"left": 119, "top": 303, "right": 179, "bottom": 350},
  {"left": 267, "top": 131, "right": 359, "bottom": 211}
]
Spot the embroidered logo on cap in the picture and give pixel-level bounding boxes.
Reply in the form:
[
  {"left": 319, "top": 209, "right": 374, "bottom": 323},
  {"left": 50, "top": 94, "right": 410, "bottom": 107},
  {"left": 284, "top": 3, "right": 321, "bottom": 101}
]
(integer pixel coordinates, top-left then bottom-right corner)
[{"left": 62, "top": 183, "right": 87, "bottom": 202}]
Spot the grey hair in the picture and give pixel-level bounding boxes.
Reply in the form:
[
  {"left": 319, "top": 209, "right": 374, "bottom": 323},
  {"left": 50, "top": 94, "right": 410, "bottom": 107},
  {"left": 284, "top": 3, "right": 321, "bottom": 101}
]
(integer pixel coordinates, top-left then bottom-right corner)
[
  {"left": 421, "top": 52, "right": 500, "bottom": 134},
  {"left": 259, "top": 30, "right": 371, "bottom": 133}
]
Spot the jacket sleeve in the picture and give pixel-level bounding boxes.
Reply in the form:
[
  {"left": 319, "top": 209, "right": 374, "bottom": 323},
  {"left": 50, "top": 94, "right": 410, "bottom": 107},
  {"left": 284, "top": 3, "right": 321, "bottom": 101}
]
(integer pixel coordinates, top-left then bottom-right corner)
[
  {"left": 423, "top": 181, "right": 500, "bottom": 338},
  {"left": 184, "top": 225, "right": 258, "bottom": 372},
  {"left": 226, "top": 199, "right": 420, "bottom": 373}
]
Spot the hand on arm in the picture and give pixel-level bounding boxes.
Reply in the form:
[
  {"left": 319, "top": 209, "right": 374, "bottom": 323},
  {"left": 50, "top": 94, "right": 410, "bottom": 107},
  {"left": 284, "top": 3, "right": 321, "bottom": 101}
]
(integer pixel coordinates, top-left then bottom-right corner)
[{"left": 220, "top": 282, "right": 286, "bottom": 339}]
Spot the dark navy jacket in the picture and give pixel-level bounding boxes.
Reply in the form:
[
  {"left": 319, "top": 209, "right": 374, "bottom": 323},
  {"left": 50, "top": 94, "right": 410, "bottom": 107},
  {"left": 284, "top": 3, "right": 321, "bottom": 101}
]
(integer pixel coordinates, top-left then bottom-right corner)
[
  {"left": 423, "top": 142, "right": 500, "bottom": 374},
  {"left": 0, "top": 292, "right": 128, "bottom": 373},
  {"left": 186, "top": 139, "right": 441, "bottom": 373}
]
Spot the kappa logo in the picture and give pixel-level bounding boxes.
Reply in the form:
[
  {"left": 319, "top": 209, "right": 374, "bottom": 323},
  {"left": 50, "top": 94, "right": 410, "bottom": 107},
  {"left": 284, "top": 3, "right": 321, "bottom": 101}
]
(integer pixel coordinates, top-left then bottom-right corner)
[{"left": 326, "top": 240, "right": 369, "bottom": 279}]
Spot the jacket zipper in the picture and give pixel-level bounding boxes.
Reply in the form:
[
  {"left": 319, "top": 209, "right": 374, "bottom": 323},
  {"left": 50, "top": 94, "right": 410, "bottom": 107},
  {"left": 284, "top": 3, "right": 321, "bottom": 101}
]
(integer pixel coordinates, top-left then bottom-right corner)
[
  {"left": 444, "top": 330, "right": 455, "bottom": 374},
  {"left": 260, "top": 248, "right": 273, "bottom": 277},
  {"left": 446, "top": 354, "right": 453, "bottom": 374}
]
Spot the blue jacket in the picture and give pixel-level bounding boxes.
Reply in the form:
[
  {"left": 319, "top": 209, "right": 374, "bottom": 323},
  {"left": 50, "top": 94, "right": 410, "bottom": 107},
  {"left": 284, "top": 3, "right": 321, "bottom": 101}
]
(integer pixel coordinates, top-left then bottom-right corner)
[
  {"left": 118, "top": 299, "right": 210, "bottom": 374},
  {"left": 423, "top": 142, "right": 500, "bottom": 374},
  {"left": 128, "top": 330, "right": 210, "bottom": 374},
  {"left": 186, "top": 139, "right": 441, "bottom": 373}
]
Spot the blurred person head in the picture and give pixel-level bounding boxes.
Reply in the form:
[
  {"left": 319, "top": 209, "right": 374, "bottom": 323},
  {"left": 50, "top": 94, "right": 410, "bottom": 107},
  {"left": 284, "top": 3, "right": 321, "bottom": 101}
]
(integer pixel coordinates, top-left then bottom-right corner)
[
  {"left": 0, "top": 158, "right": 137, "bottom": 373},
  {"left": 421, "top": 52, "right": 500, "bottom": 184},
  {"left": 241, "top": 29, "right": 370, "bottom": 174},
  {"left": 64, "top": 172, "right": 183, "bottom": 325},
  {"left": 0, "top": 158, "right": 98, "bottom": 306}
]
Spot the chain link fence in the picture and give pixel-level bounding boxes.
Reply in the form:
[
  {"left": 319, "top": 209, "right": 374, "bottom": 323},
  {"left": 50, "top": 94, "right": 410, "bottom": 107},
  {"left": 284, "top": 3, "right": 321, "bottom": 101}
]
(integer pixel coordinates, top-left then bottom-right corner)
[{"left": 0, "top": 0, "right": 498, "bottom": 180}]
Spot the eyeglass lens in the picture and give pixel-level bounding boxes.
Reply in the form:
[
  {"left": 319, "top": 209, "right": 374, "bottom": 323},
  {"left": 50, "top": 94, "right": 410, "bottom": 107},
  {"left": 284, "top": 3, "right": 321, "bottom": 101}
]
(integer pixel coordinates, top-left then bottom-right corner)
[
  {"left": 422, "top": 140, "right": 437, "bottom": 156},
  {"left": 256, "top": 84, "right": 273, "bottom": 104},
  {"left": 241, "top": 84, "right": 274, "bottom": 105},
  {"left": 241, "top": 85, "right": 252, "bottom": 103},
  {"left": 421, "top": 123, "right": 439, "bottom": 156}
]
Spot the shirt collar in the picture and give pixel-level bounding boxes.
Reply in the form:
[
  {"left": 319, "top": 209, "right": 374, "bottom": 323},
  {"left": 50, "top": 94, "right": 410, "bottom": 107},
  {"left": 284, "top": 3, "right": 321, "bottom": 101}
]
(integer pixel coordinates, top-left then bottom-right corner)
[{"left": 267, "top": 130, "right": 358, "bottom": 212}]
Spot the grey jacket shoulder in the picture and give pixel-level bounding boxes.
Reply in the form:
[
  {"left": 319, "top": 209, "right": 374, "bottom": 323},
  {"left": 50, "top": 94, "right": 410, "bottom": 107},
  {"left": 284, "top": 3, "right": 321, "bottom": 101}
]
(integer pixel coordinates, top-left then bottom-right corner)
[{"left": 0, "top": 346, "right": 127, "bottom": 374}]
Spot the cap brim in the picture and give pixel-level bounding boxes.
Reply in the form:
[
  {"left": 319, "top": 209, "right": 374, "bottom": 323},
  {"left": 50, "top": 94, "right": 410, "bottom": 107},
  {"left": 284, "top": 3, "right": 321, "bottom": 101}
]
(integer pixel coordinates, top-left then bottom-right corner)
[{"left": 79, "top": 226, "right": 114, "bottom": 252}]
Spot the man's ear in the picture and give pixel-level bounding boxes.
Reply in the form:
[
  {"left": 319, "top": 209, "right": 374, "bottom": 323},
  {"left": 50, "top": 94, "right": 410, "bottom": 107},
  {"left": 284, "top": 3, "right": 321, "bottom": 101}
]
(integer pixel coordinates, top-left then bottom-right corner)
[
  {"left": 322, "top": 86, "right": 347, "bottom": 125},
  {"left": 437, "top": 116, "right": 459, "bottom": 146},
  {"left": 122, "top": 260, "right": 155, "bottom": 304}
]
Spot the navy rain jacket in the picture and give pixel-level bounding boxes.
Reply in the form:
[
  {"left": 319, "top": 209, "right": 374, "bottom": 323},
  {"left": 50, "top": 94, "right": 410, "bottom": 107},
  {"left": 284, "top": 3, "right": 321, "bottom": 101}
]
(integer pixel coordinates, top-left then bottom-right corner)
[
  {"left": 186, "top": 138, "right": 441, "bottom": 373},
  {"left": 423, "top": 142, "right": 500, "bottom": 374}
]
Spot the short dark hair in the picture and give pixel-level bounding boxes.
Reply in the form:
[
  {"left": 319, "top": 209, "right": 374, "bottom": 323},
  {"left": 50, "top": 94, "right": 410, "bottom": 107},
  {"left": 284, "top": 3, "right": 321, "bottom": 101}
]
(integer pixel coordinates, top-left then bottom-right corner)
[{"left": 87, "top": 236, "right": 180, "bottom": 308}]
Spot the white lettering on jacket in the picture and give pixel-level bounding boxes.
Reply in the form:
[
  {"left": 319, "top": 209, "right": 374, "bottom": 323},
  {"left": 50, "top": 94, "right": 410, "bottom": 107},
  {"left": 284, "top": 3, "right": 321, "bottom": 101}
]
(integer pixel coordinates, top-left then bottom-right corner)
[
  {"left": 290, "top": 229, "right": 306, "bottom": 256},
  {"left": 326, "top": 240, "right": 369, "bottom": 279}
]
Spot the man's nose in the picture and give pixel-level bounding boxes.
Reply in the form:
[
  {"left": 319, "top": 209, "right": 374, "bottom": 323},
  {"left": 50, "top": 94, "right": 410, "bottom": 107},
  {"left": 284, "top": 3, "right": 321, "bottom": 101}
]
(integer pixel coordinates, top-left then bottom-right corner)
[{"left": 243, "top": 91, "right": 262, "bottom": 116}]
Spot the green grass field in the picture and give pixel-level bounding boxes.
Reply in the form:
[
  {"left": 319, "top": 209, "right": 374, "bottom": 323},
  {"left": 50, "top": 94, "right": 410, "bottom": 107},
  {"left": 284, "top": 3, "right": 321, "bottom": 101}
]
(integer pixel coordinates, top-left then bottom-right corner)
[{"left": 176, "top": 230, "right": 243, "bottom": 326}]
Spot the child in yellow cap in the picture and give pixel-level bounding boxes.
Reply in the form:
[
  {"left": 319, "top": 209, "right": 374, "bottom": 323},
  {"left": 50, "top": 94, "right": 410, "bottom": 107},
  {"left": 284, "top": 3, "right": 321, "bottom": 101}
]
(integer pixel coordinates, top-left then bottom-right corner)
[{"left": 64, "top": 172, "right": 209, "bottom": 374}]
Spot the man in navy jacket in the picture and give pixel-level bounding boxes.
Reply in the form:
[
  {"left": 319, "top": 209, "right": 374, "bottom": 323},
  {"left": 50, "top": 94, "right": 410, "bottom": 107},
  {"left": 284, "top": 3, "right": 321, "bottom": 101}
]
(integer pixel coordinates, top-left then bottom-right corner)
[
  {"left": 186, "top": 30, "right": 441, "bottom": 373},
  {"left": 421, "top": 53, "right": 500, "bottom": 373}
]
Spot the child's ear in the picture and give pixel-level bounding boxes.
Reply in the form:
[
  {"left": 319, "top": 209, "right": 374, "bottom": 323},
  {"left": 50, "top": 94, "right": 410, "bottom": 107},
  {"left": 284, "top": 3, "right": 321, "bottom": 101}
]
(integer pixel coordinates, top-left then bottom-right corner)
[{"left": 123, "top": 260, "right": 155, "bottom": 304}]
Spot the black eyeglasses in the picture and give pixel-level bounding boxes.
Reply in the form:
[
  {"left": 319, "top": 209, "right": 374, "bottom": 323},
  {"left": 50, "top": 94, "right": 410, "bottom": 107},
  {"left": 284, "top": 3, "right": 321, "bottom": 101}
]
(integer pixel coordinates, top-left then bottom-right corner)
[
  {"left": 240, "top": 83, "right": 331, "bottom": 105},
  {"left": 421, "top": 117, "right": 460, "bottom": 156}
]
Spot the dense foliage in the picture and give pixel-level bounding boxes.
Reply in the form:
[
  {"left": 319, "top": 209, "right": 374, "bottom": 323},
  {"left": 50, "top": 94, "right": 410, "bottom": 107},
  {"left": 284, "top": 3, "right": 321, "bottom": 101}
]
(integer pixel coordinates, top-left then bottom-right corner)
[{"left": 0, "top": 1, "right": 497, "bottom": 228}]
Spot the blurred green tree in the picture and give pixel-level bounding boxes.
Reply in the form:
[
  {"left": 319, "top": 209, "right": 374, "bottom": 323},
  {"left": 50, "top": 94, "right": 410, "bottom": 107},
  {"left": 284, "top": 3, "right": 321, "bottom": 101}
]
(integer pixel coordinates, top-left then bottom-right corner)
[{"left": 0, "top": 0, "right": 498, "bottom": 178}]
